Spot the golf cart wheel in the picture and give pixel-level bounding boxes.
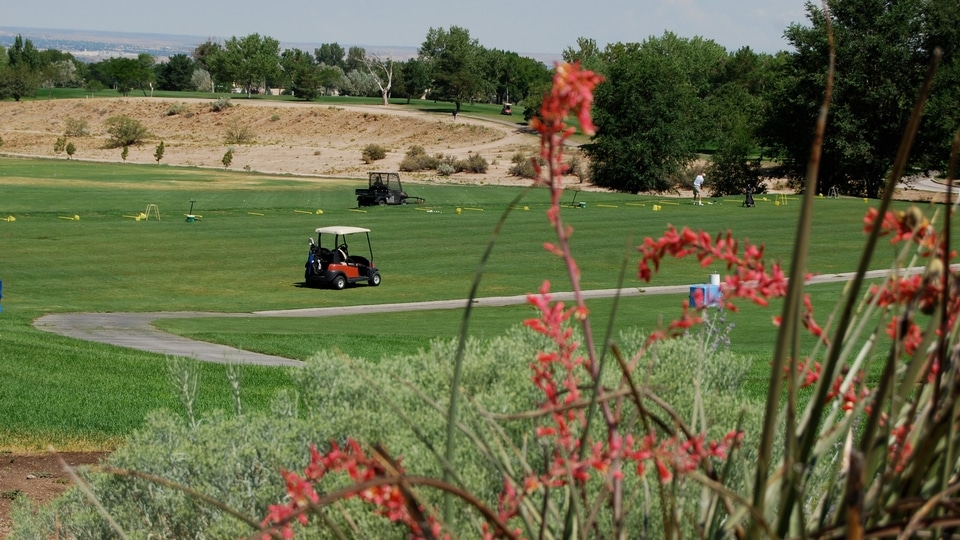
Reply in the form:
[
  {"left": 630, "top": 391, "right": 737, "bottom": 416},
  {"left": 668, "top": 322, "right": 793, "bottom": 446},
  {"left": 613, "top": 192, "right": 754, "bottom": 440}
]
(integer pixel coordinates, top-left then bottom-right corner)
[
  {"left": 378, "top": 199, "right": 386, "bottom": 206},
  {"left": 332, "top": 275, "right": 347, "bottom": 290},
  {"left": 369, "top": 272, "right": 381, "bottom": 286}
]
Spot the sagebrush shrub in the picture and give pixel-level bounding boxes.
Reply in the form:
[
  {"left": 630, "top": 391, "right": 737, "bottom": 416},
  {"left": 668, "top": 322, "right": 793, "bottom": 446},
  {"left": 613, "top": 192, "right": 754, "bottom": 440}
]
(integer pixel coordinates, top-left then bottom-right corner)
[
  {"left": 399, "top": 145, "right": 439, "bottom": 171},
  {"left": 508, "top": 154, "right": 540, "bottom": 178},
  {"left": 64, "top": 117, "right": 89, "bottom": 137},
  {"left": 166, "top": 102, "right": 187, "bottom": 116},
  {"left": 210, "top": 96, "right": 232, "bottom": 112},
  {"left": 361, "top": 143, "right": 387, "bottom": 163},
  {"left": 437, "top": 162, "right": 455, "bottom": 176},
  {"left": 103, "top": 115, "right": 148, "bottom": 148},
  {"left": 223, "top": 120, "right": 255, "bottom": 145}
]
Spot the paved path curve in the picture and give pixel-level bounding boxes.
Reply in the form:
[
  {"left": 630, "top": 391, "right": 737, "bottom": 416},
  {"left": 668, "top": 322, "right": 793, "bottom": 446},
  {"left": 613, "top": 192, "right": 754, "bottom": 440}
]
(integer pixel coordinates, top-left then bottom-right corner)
[{"left": 33, "top": 268, "right": 926, "bottom": 367}]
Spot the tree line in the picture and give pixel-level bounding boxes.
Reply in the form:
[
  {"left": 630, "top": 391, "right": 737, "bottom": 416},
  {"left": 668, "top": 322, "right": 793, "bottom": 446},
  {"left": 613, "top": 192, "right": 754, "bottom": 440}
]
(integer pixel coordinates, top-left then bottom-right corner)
[
  {"left": 0, "top": 0, "right": 957, "bottom": 197},
  {"left": 577, "top": 0, "right": 958, "bottom": 197},
  {"left": 0, "top": 26, "right": 551, "bottom": 108}
]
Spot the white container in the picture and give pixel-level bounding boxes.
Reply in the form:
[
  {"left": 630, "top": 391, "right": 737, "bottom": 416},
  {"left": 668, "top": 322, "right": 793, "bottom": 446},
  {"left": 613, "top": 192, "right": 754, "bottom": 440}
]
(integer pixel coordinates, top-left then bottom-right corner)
[{"left": 709, "top": 273, "right": 720, "bottom": 286}]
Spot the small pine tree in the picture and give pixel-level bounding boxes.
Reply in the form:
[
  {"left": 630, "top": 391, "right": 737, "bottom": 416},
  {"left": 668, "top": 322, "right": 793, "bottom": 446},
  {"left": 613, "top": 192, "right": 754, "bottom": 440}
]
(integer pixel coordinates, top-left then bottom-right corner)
[
  {"left": 54, "top": 137, "right": 66, "bottom": 154},
  {"left": 121, "top": 145, "right": 129, "bottom": 162},
  {"left": 154, "top": 141, "right": 165, "bottom": 164},
  {"left": 65, "top": 142, "right": 76, "bottom": 159},
  {"left": 222, "top": 148, "right": 234, "bottom": 169}
]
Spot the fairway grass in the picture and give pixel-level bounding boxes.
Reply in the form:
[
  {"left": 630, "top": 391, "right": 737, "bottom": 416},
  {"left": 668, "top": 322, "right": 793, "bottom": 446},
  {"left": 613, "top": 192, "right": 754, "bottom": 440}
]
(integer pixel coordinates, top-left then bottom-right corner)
[{"left": 0, "top": 156, "right": 947, "bottom": 450}]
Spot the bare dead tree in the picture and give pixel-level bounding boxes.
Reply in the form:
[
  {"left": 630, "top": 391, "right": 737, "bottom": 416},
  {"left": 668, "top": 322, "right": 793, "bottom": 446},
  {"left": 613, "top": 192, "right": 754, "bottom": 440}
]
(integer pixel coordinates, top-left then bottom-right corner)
[{"left": 364, "top": 53, "right": 394, "bottom": 105}]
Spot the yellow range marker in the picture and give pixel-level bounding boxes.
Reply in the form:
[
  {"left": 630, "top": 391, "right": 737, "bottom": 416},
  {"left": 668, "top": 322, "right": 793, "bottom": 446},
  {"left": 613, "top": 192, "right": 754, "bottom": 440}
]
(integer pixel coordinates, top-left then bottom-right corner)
[
  {"left": 248, "top": 212, "right": 265, "bottom": 216},
  {"left": 596, "top": 203, "right": 618, "bottom": 208},
  {"left": 293, "top": 210, "right": 313, "bottom": 214}
]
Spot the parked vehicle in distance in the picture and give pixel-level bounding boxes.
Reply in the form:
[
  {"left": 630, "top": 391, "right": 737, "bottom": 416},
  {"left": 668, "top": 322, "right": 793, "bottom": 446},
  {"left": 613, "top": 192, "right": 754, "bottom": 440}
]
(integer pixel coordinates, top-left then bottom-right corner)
[
  {"left": 304, "top": 226, "right": 380, "bottom": 289},
  {"left": 355, "top": 172, "right": 425, "bottom": 206},
  {"left": 500, "top": 103, "right": 513, "bottom": 115}
]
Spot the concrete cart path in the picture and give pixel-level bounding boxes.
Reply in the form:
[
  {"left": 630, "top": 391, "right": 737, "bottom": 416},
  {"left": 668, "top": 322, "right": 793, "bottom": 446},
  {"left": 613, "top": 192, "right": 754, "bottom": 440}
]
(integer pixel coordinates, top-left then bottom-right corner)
[{"left": 32, "top": 268, "right": 931, "bottom": 367}]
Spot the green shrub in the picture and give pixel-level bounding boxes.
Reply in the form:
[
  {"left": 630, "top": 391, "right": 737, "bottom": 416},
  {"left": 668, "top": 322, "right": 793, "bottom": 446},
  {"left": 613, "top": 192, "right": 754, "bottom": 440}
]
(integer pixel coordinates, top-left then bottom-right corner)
[
  {"left": 222, "top": 148, "right": 234, "bottom": 169},
  {"left": 406, "top": 145, "right": 426, "bottom": 157},
  {"left": 9, "top": 330, "right": 546, "bottom": 538},
  {"left": 65, "top": 142, "right": 76, "bottom": 159},
  {"left": 361, "top": 143, "right": 387, "bottom": 163},
  {"left": 223, "top": 120, "right": 255, "bottom": 145},
  {"left": 166, "top": 102, "right": 187, "bottom": 116},
  {"left": 508, "top": 153, "right": 540, "bottom": 178},
  {"left": 399, "top": 146, "right": 439, "bottom": 171},
  {"left": 567, "top": 154, "right": 587, "bottom": 182},
  {"left": 9, "top": 324, "right": 758, "bottom": 538},
  {"left": 459, "top": 153, "right": 489, "bottom": 174},
  {"left": 64, "top": 117, "right": 90, "bottom": 137},
  {"left": 437, "top": 162, "right": 455, "bottom": 176},
  {"left": 210, "top": 96, "right": 232, "bottom": 112},
  {"left": 103, "top": 115, "right": 149, "bottom": 148},
  {"left": 53, "top": 137, "right": 66, "bottom": 154}
]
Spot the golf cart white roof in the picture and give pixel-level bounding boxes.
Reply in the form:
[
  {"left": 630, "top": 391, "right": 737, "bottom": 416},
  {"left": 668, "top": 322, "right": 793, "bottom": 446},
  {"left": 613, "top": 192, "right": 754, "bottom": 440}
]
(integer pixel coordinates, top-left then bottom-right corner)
[{"left": 315, "top": 226, "right": 370, "bottom": 235}]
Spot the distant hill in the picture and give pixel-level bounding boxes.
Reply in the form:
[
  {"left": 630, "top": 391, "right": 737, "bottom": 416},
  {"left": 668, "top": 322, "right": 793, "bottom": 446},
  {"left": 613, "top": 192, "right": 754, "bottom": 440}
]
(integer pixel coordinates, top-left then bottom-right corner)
[{"left": 0, "top": 26, "right": 421, "bottom": 63}]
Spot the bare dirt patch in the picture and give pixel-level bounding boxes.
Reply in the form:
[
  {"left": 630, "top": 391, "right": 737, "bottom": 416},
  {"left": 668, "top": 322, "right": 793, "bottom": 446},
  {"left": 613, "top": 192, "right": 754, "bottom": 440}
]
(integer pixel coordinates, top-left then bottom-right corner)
[
  {"left": 0, "top": 97, "right": 592, "bottom": 189},
  {"left": 0, "top": 451, "right": 108, "bottom": 538}
]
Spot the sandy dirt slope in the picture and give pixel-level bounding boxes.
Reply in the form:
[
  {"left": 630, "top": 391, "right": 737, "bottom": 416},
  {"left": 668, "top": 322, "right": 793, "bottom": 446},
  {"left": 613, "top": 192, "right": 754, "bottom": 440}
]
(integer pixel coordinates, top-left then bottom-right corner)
[{"left": 0, "top": 97, "right": 589, "bottom": 189}]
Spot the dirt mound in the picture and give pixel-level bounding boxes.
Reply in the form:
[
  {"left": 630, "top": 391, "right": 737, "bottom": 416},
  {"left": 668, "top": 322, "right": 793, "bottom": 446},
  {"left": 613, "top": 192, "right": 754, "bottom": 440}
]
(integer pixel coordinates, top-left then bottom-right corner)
[
  {"left": 0, "top": 97, "right": 561, "bottom": 187},
  {"left": 0, "top": 451, "right": 108, "bottom": 538}
]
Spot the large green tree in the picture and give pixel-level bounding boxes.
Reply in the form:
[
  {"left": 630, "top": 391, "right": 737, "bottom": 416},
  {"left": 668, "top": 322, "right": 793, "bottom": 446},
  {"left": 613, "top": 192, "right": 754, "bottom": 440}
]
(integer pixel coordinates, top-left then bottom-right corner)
[
  {"left": 314, "top": 43, "right": 346, "bottom": 70},
  {"left": 0, "top": 64, "right": 39, "bottom": 101},
  {"left": 704, "top": 47, "right": 783, "bottom": 196},
  {"left": 7, "top": 35, "right": 41, "bottom": 70},
  {"left": 156, "top": 53, "right": 195, "bottom": 91},
  {"left": 562, "top": 37, "right": 606, "bottom": 74},
  {"left": 136, "top": 53, "right": 156, "bottom": 96},
  {"left": 211, "top": 34, "right": 281, "bottom": 97},
  {"left": 480, "top": 48, "right": 550, "bottom": 107},
  {"left": 584, "top": 34, "right": 725, "bottom": 193},
  {"left": 94, "top": 57, "right": 151, "bottom": 97},
  {"left": 344, "top": 46, "right": 366, "bottom": 74},
  {"left": 280, "top": 48, "right": 322, "bottom": 100},
  {"left": 914, "top": 0, "right": 960, "bottom": 173},
  {"left": 395, "top": 58, "right": 431, "bottom": 103},
  {"left": 764, "top": 0, "right": 956, "bottom": 197},
  {"left": 419, "top": 26, "right": 485, "bottom": 113}
]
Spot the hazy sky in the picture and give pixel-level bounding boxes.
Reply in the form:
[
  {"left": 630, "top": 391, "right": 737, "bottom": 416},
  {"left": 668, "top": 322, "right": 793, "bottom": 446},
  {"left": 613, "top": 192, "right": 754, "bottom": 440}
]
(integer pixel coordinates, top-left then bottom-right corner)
[{"left": 5, "top": 0, "right": 808, "bottom": 55}]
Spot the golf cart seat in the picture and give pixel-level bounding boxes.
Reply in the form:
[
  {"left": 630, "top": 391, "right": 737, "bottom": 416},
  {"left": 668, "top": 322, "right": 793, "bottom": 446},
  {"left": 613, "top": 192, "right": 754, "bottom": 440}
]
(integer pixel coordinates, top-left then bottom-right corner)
[
  {"left": 348, "top": 255, "right": 370, "bottom": 267},
  {"left": 329, "top": 248, "right": 348, "bottom": 264}
]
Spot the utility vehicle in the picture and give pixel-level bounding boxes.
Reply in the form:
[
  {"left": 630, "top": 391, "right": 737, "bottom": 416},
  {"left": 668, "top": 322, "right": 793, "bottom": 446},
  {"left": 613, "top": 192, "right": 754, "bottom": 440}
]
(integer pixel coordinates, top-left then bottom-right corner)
[{"left": 355, "top": 172, "right": 425, "bottom": 206}]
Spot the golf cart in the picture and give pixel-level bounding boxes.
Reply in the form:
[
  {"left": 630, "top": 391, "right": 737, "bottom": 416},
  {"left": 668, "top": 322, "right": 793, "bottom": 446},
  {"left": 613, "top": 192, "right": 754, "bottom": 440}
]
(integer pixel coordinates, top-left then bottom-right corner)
[
  {"left": 304, "top": 226, "right": 381, "bottom": 289},
  {"left": 500, "top": 102, "right": 513, "bottom": 115}
]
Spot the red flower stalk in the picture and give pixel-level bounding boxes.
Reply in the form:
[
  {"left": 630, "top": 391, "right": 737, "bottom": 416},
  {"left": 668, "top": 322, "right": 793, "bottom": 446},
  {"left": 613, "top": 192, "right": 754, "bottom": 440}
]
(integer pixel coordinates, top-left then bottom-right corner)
[
  {"left": 863, "top": 206, "right": 937, "bottom": 250},
  {"left": 638, "top": 225, "right": 824, "bottom": 341},
  {"left": 260, "top": 440, "right": 446, "bottom": 540}
]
